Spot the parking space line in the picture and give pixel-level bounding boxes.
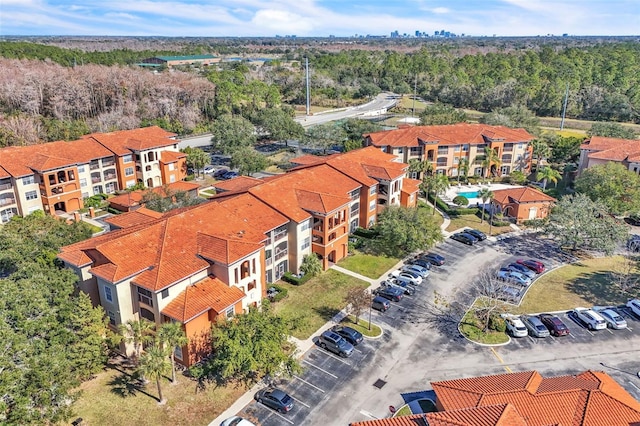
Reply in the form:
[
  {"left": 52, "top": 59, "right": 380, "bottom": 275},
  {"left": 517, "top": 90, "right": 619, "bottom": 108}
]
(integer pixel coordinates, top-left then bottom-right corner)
[
  {"left": 317, "top": 349, "right": 352, "bottom": 365},
  {"left": 256, "top": 404, "right": 294, "bottom": 424},
  {"left": 353, "top": 348, "right": 363, "bottom": 354},
  {"left": 291, "top": 396, "right": 310, "bottom": 408},
  {"left": 606, "top": 328, "right": 614, "bottom": 334},
  {"left": 360, "top": 410, "right": 379, "bottom": 420},
  {"left": 527, "top": 336, "right": 536, "bottom": 344},
  {"left": 568, "top": 333, "right": 576, "bottom": 339},
  {"left": 293, "top": 375, "right": 325, "bottom": 393},
  {"left": 629, "top": 381, "right": 640, "bottom": 394},
  {"left": 303, "top": 360, "right": 338, "bottom": 379}
]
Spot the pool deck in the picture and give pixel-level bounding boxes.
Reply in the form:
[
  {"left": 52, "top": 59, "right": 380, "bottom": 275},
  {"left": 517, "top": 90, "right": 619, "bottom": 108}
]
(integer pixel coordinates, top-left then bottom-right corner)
[{"left": 443, "top": 183, "right": 523, "bottom": 206}]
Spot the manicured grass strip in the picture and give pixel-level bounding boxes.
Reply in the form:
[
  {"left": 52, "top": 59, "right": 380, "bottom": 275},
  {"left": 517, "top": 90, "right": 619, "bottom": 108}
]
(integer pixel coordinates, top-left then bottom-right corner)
[
  {"left": 341, "top": 315, "right": 382, "bottom": 338},
  {"left": 393, "top": 404, "right": 413, "bottom": 417},
  {"left": 273, "top": 270, "right": 369, "bottom": 339},
  {"left": 338, "top": 253, "right": 400, "bottom": 279},
  {"left": 515, "top": 256, "right": 632, "bottom": 314},
  {"left": 446, "top": 215, "right": 512, "bottom": 235},
  {"left": 73, "top": 361, "right": 248, "bottom": 426}
]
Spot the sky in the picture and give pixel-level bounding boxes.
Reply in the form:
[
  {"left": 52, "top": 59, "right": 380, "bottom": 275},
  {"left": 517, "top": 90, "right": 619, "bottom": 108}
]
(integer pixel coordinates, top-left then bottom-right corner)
[{"left": 1, "top": 0, "right": 638, "bottom": 37}]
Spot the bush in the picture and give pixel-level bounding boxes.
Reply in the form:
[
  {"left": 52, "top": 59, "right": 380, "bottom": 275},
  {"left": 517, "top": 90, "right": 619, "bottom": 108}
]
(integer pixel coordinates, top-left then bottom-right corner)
[
  {"left": 489, "top": 314, "right": 506, "bottom": 332},
  {"left": 354, "top": 227, "right": 378, "bottom": 239},
  {"left": 269, "top": 284, "right": 288, "bottom": 302},
  {"left": 467, "top": 177, "right": 478, "bottom": 184},
  {"left": 282, "top": 272, "right": 312, "bottom": 286},
  {"left": 452, "top": 195, "right": 469, "bottom": 207},
  {"left": 185, "top": 174, "right": 195, "bottom": 181}
]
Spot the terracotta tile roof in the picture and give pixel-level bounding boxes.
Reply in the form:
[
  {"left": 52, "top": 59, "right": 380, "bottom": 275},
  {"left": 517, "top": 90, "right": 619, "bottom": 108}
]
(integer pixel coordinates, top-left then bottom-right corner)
[
  {"left": 366, "top": 124, "right": 533, "bottom": 148},
  {"left": 85, "top": 126, "right": 177, "bottom": 156},
  {"left": 401, "top": 178, "right": 421, "bottom": 195},
  {"left": 108, "top": 182, "right": 200, "bottom": 210},
  {"left": 492, "top": 187, "right": 556, "bottom": 205},
  {"left": 196, "top": 233, "right": 264, "bottom": 265},
  {"left": 581, "top": 136, "right": 640, "bottom": 163},
  {"left": 295, "top": 189, "right": 351, "bottom": 214},
  {"left": 290, "top": 154, "right": 328, "bottom": 166},
  {"left": 159, "top": 150, "right": 185, "bottom": 163},
  {"left": 212, "top": 193, "right": 289, "bottom": 234},
  {"left": 427, "top": 404, "right": 527, "bottom": 426},
  {"left": 161, "top": 276, "right": 245, "bottom": 323},
  {"left": 349, "top": 414, "right": 428, "bottom": 426},
  {"left": 104, "top": 207, "right": 164, "bottom": 229},
  {"left": 0, "top": 166, "right": 9, "bottom": 179},
  {"left": 213, "top": 176, "right": 263, "bottom": 192}
]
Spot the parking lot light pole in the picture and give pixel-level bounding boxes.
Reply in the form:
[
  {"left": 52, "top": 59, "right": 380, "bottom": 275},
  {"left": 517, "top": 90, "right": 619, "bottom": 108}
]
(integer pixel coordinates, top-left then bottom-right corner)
[{"left": 368, "top": 290, "right": 372, "bottom": 331}]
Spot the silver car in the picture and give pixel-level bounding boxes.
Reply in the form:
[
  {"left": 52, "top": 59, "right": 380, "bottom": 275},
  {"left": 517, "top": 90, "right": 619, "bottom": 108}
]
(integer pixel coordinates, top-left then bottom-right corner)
[
  {"left": 402, "top": 264, "right": 430, "bottom": 278},
  {"left": 598, "top": 309, "right": 627, "bottom": 329},
  {"left": 520, "top": 315, "right": 550, "bottom": 338}
]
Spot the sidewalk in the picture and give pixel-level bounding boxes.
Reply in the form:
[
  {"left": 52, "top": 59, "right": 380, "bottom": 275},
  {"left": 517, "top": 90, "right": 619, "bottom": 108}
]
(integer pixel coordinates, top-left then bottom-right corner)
[{"left": 209, "top": 260, "right": 407, "bottom": 426}]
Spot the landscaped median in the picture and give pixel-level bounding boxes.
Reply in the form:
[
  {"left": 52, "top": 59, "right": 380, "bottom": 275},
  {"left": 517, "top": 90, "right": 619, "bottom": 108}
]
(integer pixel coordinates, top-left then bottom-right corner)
[
  {"left": 458, "top": 297, "right": 510, "bottom": 345},
  {"left": 340, "top": 314, "right": 383, "bottom": 338}
]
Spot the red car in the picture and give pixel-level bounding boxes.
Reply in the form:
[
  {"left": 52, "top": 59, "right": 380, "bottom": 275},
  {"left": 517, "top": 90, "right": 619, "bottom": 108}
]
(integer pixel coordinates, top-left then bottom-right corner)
[
  {"left": 516, "top": 259, "right": 545, "bottom": 274},
  {"left": 538, "top": 314, "right": 570, "bottom": 336}
]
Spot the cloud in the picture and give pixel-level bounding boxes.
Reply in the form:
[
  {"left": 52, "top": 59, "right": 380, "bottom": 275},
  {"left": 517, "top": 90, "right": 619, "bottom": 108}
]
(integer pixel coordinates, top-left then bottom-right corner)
[
  {"left": 251, "top": 9, "right": 314, "bottom": 34},
  {"left": 431, "top": 7, "right": 449, "bottom": 14}
]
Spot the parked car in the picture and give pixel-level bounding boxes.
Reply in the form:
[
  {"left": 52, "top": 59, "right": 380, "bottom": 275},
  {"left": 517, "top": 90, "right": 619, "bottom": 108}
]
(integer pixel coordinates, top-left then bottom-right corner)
[
  {"left": 450, "top": 232, "right": 478, "bottom": 245},
  {"left": 538, "top": 314, "right": 570, "bottom": 336},
  {"left": 390, "top": 270, "right": 422, "bottom": 286},
  {"left": 222, "top": 171, "right": 239, "bottom": 180},
  {"left": 375, "top": 286, "right": 404, "bottom": 302},
  {"left": 213, "top": 168, "right": 229, "bottom": 179},
  {"left": 402, "top": 264, "right": 430, "bottom": 278},
  {"left": 497, "top": 268, "right": 532, "bottom": 287},
  {"left": 408, "top": 258, "right": 432, "bottom": 270},
  {"left": 503, "top": 315, "right": 528, "bottom": 338},
  {"left": 318, "top": 330, "right": 354, "bottom": 357},
  {"left": 331, "top": 325, "right": 364, "bottom": 346},
  {"left": 574, "top": 307, "right": 607, "bottom": 330},
  {"left": 520, "top": 315, "right": 550, "bottom": 338},
  {"left": 255, "top": 388, "right": 294, "bottom": 413},
  {"left": 498, "top": 286, "right": 521, "bottom": 303},
  {"left": 597, "top": 308, "right": 627, "bottom": 329},
  {"left": 221, "top": 417, "right": 256, "bottom": 426},
  {"left": 382, "top": 279, "right": 415, "bottom": 296},
  {"left": 516, "top": 259, "right": 546, "bottom": 274},
  {"left": 372, "top": 296, "right": 390, "bottom": 312},
  {"left": 627, "top": 213, "right": 640, "bottom": 226},
  {"left": 203, "top": 165, "right": 215, "bottom": 174},
  {"left": 506, "top": 263, "right": 536, "bottom": 279},
  {"left": 465, "top": 229, "right": 487, "bottom": 241},
  {"left": 628, "top": 236, "right": 640, "bottom": 253},
  {"left": 419, "top": 253, "right": 445, "bottom": 266},
  {"left": 627, "top": 299, "right": 640, "bottom": 317}
]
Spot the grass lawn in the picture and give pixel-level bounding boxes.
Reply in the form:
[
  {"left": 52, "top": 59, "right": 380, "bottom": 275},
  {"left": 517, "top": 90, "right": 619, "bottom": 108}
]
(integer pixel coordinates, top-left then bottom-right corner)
[
  {"left": 273, "top": 270, "right": 370, "bottom": 339},
  {"left": 515, "top": 256, "right": 633, "bottom": 314},
  {"left": 199, "top": 189, "right": 215, "bottom": 197},
  {"left": 446, "top": 214, "right": 513, "bottom": 235},
  {"left": 85, "top": 223, "right": 104, "bottom": 234},
  {"left": 341, "top": 315, "right": 383, "bottom": 338},
  {"left": 397, "top": 95, "right": 429, "bottom": 112},
  {"left": 73, "top": 359, "right": 248, "bottom": 426},
  {"left": 394, "top": 405, "right": 413, "bottom": 416},
  {"left": 337, "top": 253, "right": 400, "bottom": 279},
  {"left": 459, "top": 298, "right": 509, "bottom": 345}
]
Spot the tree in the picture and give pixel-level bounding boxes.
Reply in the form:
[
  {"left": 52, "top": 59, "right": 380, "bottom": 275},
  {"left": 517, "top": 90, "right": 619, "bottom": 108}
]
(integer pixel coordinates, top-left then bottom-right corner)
[
  {"left": 142, "top": 187, "right": 205, "bottom": 213},
  {"left": 419, "top": 103, "right": 467, "bottom": 125},
  {"left": 182, "top": 147, "right": 209, "bottom": 178},
  {"left": 230, "top": 146, "right": 268, "bottom": 176},
  {"left": 138, "top": 343, "right": 171, "bottom": 405},
  {"left": 374, "top": 206, "right": 443, "bottom": 257},
  {"left": 211, "top": 115, "right": 257, "bottom": 154},
  {"left": 543, "top": 193, "right": 628, "bottom": 254},
  {"left": 252, "top": 108, "right": 304, "bottom": 142},
  {"left": 299, "top": 254, "right": 322, "bottom": 278},
  {"left": 344, "top": 288, "right": 372, "bottom": 328},
  {"left": 508, "top": 170, "right": 527, "bottom": 185},
  {"left": 536, "top": 166, "right": 562, "bottom": 190},
  {"left": 469, "top": 269, "right": 510, "bottom": 331},
  {"left": 158, "top": 322, "right": 189, "bottom": 385},
  {"left": 529, "top": 138, "right": 551, "bottom": 169},
  {"left": 205, "top": 305, "right": 301, "bottom": 385},
  {"left": 477, "top": 146, "right": 501, "bottom": 179},
  {"left": 609, "top": 253, "right": 640, "bottom": 296},
  {"left": 575, "top": 162, "right": 640, "bottom": 215},
  {"left": 408, "top": 158, "right": 433, "bottom": 180},
  {"left": 119, "top": 319, "right": 155, "bottom": 361},
  {"left": 303, "top": 123, "right": 346, "bottom": 154},
  {"left": 457, "top": 157, "right": 469, "bottom": 184},
  {"left": 431, "top": 174, "right": 450, "bottom": 215},
  {"left": 587, "top": 122, "right": 637, "bottom": 139},
  {"left": 339, "top": 118, "right": 382, "bottom": 151},
  {"left": 548, "top": 136, "right": 582, "bottom": 164},
  {"left": 480, "top": 105, "right": 541, "bottom": 136},
  {"left": 477, "top": 188, "right": 494, "bottom": 223}
]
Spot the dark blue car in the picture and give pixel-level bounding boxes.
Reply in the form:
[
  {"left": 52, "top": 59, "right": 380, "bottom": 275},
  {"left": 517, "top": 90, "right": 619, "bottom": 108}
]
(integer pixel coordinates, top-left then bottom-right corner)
[{"left": 255, "top": 388, "right": 294, "bottom": 414}]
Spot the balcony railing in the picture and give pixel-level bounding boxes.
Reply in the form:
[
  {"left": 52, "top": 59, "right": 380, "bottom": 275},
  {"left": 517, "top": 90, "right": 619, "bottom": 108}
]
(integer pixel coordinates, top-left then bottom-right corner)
[
  {"left": 103, "top": 173, "right": 116, "bottom": 181},
  {"left": 265, "top": 258, "right": 273, "bottom": 267},
  {"left": 91, "top": 177, "right": 101, "bottom": 184},
  {"left": 102, "top": 159, "right": 116, "bottom": 167},
  {"left": 274, "top": 230, "right": 287, "bottom": 242},
  {"left": 89, "top": 162, "right": 100, "bottom": 171},
  {"left": 274, "top": 249, "right": 288, "bottom": 261},
  {"left": 0, "top": 183, "right": 12, "bottom": 191},
  {"left": 138, "top": 294, "right": 153, "bottom": 307},
  {"left": 0, "top": 197, "right": 16, "bottom": 206}
]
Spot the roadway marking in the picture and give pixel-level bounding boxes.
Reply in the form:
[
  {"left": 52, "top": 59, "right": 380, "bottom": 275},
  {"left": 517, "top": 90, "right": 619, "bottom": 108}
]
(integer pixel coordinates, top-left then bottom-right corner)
[
  {"left": 303, "top": 360, "right": 338, "bottom": 379},
  {"left": 605, "top": 328, "right": 614, "bottom": 335},
  {"left": 353, "top": 347, "right": 363, "bottom": 354},
  {"left": 291, "top": 396, "right": 310, "bottom": 408},
  {"left": 490, "top": 347, "right": 512, "bottom": 373},
  {"left": 256, "top": 403, "right": 294, "bottom": 424},
  {"left": 360, "top": 410, "right": 379, "bottom": 420},
  {"left": 584, "top": 328, "right": 594, "bottom": 337},
  {"left": 293, "top": 375, "right": 325, "bottom": 393},
  {"left": 317, "top": 349, "right": 352, "bottom": 365}
]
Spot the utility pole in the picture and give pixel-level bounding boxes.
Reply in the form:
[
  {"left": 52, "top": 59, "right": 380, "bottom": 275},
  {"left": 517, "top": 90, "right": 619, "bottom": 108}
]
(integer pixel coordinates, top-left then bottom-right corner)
[
  {"left": 305, "top": 57, "right": 310, "bottom": 117},
  {"left": 560, "top": 83, "right": 569, "bottom": 130}
]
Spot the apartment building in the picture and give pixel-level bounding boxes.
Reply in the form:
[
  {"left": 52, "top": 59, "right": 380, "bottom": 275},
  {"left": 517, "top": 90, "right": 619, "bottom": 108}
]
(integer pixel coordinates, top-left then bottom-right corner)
[
  {"left": 0, "top": 126, "right": 185, "bottom": 222},
  {"left": 578, "top": 135, "right": 640, "bottom": 175},
  {"left": 365, "top": 123, "right": 534, "bottom": 179}
]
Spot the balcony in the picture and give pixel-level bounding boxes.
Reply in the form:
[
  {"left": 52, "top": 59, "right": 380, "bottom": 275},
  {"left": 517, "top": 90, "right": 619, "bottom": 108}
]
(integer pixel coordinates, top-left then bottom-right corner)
[
  {"left": 138, "top": 293, "right": 153, "bottom": 307},
  {"left": 89, "top": 161, "right": 100, "bottom": 171},
  {"left": 312, "top": 235, "right": 323, "bottom": 244},
  {"left": 274, "top": 230, "right": 287, "bottom": 242},
  {"left": 102, "top": 158, "right": 116, "bottom": 167},
  {"left": 103, "top": 173, "right": 117, "bottom": 181},
  {"left": 274, "top": 249, "right": 288, "bottom": 261},
  {"left": 91, "top": 177, "right": 101, "bottom": 184},
  {"left": 0, "top": 182, "right": 12, "bottom": 192},
  {"left": 265, "top": 237, "right": 272, "bottom": 246},
  {"left": 265, "top": 258, "right": 273, "bottom": 267},
  {"left": 0, "top": 197, "right": 16, "bottom": 206}
]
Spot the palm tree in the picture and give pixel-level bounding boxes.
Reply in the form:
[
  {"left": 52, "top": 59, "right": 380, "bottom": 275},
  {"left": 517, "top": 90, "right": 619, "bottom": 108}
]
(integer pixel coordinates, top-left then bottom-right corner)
[
  {"left": 158, "top": 322, "right": 189, "bottom": 385},
  {"left": 477, "top": 188, "right": 494, "bottom": 224},
  {"left": 457, "top": 157, "right": 469, "bottom": 184},
  {"left": 431, "top": 174, "right": 451, "bottom": 215},
  {"left": 408, "top": 158, "right": 433, "bottom": 180},
  {"left": 480, "top": 146, "right": 501, "bottom": 179},
  {"left": 119, "top": 319, "right": 155, "bottom": 361},
  {"left": 300, "top": 254, "right": 322, "bottom": 277},
  {"left": 536, "top": 166, "right": 562, "bottom": 190},
  {"left": 530, "top": 139, "right": 551, "bottom": 171},
  {"left": 138, "top": 343, "right": 171, "bottom": 405}
]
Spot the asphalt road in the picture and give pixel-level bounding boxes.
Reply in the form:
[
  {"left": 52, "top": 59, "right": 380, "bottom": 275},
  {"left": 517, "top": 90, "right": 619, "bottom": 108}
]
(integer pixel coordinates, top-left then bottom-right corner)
[{"left": 233, "top": 234, "right": 640, "bottom": 425}]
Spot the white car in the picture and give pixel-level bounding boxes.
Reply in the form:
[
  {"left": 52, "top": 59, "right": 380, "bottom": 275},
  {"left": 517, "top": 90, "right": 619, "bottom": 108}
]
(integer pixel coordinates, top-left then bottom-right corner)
[
  {"left": 390, "top": 270, "right": 422, "bottom": 286},
  {"left": 203, "top": 165, "right": 215, "bottom": 174},
  {"left": 402, "top": 264, "right": 430, "bottom": 279},
  {"left": 502, "top": 315, "right": 528, "bottom": 338},
  {"left": 598, "top": 309, "right": 627, "bottom": 330},
  {"left": 627, "top": 299, "right": 640, "bottom": 317},
  {"left": 574, "top": 307, "right": 607, "bottom": 330},
  {"left": 221, "top": 416, "right": 256, "bottom": 426}
]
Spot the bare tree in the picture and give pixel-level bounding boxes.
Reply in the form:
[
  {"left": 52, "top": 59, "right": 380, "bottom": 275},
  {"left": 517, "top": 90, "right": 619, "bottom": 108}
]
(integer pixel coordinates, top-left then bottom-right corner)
[
  {"left": 344, "top": 288, "right": 371, "bottom": 328},
  {"left": 610, "top": 252, "right": 640, "bottom": 296}
]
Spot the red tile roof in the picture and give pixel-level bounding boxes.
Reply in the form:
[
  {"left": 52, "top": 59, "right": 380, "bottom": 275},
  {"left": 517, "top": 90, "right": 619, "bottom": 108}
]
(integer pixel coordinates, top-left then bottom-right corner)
[
  {"left": 104, "top": 207, "right": 164, "bottom": 229},
  {"left": 161, "top": 276, "right": 245, "bottom": 323},
  {"left": 427, "top": 404, "right": 526, "bottom": 426},
  {"left": 581, "top": 136, "right": 640, "bottom": 163},
  {"left": 366, "top": 124, "right": 533, "bottom": 148},
  {"left": 159, "top": 150, "right": 186, "bottom": 163},
  {"left": 213, "top": 176, "right": 263, "bottom": 192},
  {"left": 84, "top": 126, "right": 177, "bottom": 155},
  {"left": 350, "top": 415, "right": 428, "bottom": 426},
  {"left": 401, "top": 178, "right": 421, "bottom": 195},
  {"left": 492, "top": 187, "right": 556, "bottom": 204}
]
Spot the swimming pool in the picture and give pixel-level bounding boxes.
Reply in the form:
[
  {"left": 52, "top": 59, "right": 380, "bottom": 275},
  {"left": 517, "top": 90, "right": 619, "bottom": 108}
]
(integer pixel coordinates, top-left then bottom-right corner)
[{"left": 457, "top": 191, "right": 479, "bottom": 199}]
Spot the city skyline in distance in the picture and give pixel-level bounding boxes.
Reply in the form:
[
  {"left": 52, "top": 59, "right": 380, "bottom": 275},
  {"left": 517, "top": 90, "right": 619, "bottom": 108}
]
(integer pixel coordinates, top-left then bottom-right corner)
[{"left": 1, "top": 0, "right": 638, "bottom": 37}]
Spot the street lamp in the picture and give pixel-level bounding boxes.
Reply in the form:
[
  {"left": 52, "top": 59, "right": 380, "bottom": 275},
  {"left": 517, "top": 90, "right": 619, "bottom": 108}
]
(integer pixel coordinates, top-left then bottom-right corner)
[{"left": 368, "top": 290, "right": 373, "bottom": 331}]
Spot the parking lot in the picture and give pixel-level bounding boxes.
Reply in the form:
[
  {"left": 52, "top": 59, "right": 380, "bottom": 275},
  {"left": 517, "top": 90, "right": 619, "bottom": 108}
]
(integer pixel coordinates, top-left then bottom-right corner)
[{"left": 227, "top": 234, "right": 640, "bottom": 425}]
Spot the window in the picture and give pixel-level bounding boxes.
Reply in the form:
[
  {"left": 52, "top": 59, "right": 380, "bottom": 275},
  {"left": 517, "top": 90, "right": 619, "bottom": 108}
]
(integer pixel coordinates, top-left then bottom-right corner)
[
  {"left": 301, "top": 236, "right": 310, "bottom": 250},
  {"left": 137, "top": 287, "right": 153, "bottom": 307},
  {"left": 369, "top": 200, "right": 376, "bottom": 211},
  {"left": 80, "top": 178, "right": 87, "bottom": 187},
  {"left": 22, "top": 175, "right": 35, "bottom": 185},
  {"left": 453, "top": 145, "right": 461, "bottom": 152},
  {"left": 462, "top": 144, "right": 469, "bottom": 152},
  {"left": 123, "top": 154, "right": 133, "bottom": 163},
  {"left": 474, "top": 167, "right": 483, "bottom": 176},
  {"left": 226, "top": 307, "right": 235, "bottom": 319},
  {"left": 174, "top": 345, "right": 183, "bottom": 360},
  {"left": 126, "top": 180, "right": 136, "bottom": 188},
  {"left": 168, "top": 163, "right": 175, "bottom": 171},
  {"left": 453, "top": 157, "right": 459, "bottom": 165},
  {"left": 92, "top": 185, "right": 103, "bottom": 195},
  {"left": 518, "top": 143, "right": 525, "bottom": 150},
  {"left": 77, "top": 166, "right": 85, "bottom": 173},
  {"left": 105, "top": 182, "right": 116, "bottom": 194},
  {"left": 104, "top": 286, "right": 113, "bottom": 302},
  {"left": 437, "top": 146, "right": 449, "bottom": 155},
  {"left": 369, "top": 186, "right": 377, "bottom": 195},
  {"left": 252, "top": 258, "right": 256, "bottom": 273},
  {"left": 300, "top": 220, "right": 310, "bottom": 232},
  {"left": 107, "top": 311, "right": 116, "bottom": 326},
  {"left": 125, "top": 167, "right": 134, "bottom": 177},
  {"left": 169, "top": 175, "right": 176, "bottom": 183},
  {"left": 161, "top": 289, "right": 169, "bottom": 299},
  {"left": 0, "top": 208, "right": 17, "bottom": 223},
  {"left": 25, "top": 190, "right": 37, "bottom": 201},
  {"left": 82, "top": 192, "right": 89, "bottom": 198}
]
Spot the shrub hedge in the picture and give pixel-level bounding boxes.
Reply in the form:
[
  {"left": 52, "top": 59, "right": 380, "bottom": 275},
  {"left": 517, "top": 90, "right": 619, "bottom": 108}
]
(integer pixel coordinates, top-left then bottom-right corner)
[
  {"left": 269, "top": 284, "right": 288, "bottom": 302},
  {"left": 282, "top": 272, "right": 312, "bottom": 286},
  {"left": 353, "top": 227, "right": 378, "bottom": 239}
]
